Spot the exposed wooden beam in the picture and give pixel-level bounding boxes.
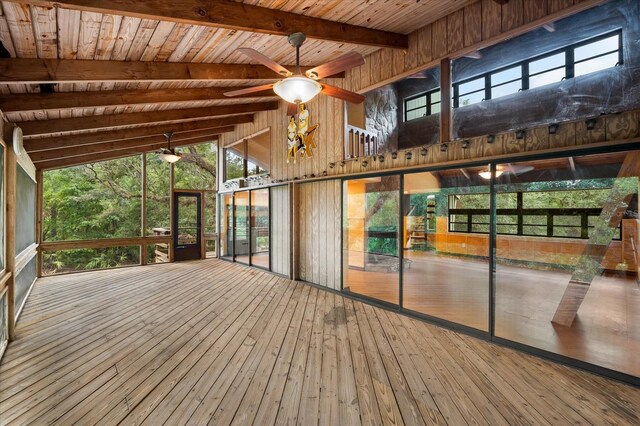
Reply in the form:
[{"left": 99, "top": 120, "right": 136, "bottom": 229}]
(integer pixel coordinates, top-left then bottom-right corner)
[
  {"left": 13, "top": 0, "right": 408, "bottom": 49},
  {"left": 0, "top": 87, "right": 275, "bottom": 113},
  {"left": 25, "top": 114, "right": 254, "bottom": 152},
  {"left": 0, "top": 59, "right": 343, "bottom": 84},
  {"left": 35, "top": 135, "right": 220, "bottom": 170},
  {"left": 19, "top": 101, "right": 279, "bottom": 136},
  {"left": 29, "top": 126, "right": 234, "bottom": 162}
]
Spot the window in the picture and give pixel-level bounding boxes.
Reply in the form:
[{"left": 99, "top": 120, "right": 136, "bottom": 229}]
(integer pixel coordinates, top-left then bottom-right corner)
[
  {"left": 404, "top": 89, "right": 441, "bottom": 121},
  {"left": 448, "top": 189, "right": 621, "bottom": 240},
  {"left": 453, "top": 30, "right": 622, "bottom": 107},
  {"left": 224, "top": 130, "right": 270, "bottom": 181}
]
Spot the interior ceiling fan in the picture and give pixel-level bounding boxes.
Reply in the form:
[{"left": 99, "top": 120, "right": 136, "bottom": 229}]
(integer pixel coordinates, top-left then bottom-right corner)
[{"left": 224, "top": 32, "right": 366, "bottom": 112}]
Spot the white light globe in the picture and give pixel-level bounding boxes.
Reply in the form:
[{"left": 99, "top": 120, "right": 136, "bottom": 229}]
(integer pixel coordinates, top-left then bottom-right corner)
[{"left": 273, "top": 76, "right": 322, "bottom": 104}]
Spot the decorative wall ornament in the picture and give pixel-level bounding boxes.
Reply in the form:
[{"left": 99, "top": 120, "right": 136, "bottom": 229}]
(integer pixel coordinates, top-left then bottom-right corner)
[{"left": 287, "top": 102, "right": 318, "bottom": 163}]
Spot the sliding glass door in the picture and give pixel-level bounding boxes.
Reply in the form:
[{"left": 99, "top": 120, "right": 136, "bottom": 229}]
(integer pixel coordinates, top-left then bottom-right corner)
[
  {"left": 402, "top": 169, "right": 490, "bottom": 331},
  {"left": 343, "top": 176, "right": 400, "bottom": 305},
  {"left": 494, "top": 150, "right": 640, "bottom": 378},
  {"left": 341, "top": 147, "right": 639, "bottom": 380},
  {"left": 250, "top": 188, "right": 270, "bottom": 269},
  {"left": 234, "top": 191, "right": 250, "bottom": 264},
  {"left": 220, "top": 193, "right": 233, "bottom": 260}
]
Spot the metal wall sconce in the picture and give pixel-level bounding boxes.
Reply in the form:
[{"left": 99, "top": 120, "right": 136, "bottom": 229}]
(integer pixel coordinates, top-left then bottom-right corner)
[
  {"left": 391, "top": 151, "right": 398, "bottom": 159},
  {"left": 321, "top": 170, "right": 327, "bottom": 176},
  {"left": 339, "top": 161, "right": 345, "bottom": 167},
  {"left": 487, "top": 134, "right": 495, "bottom": 143},
  {"left": 328, "top": 162, "right": 335, "bottom": 168},
  {"left": 378, "top": 154, "right": 385, "bottom": 163},
  {"left": 516, "top": 129, "right": 526, "bottom": 140},
  {"left": 461, "top": 140, "right": 469, "bottom": 149},
  {"left": 420, "top": 147, "right": 428, "bottom": 156},
  {"left": 440, "top": 143, "right": 447, "bottom": 152},
  {"left": 548, "top": 123, "right": 559, "bottom": 134},
  {"left": 361, "top": 160, "right": 368, "bottom": 167},
  {"left": 405, "top": 151, "right": 413, "bottom": 160},
  {"left": 585, "top": 118, "right": 597, "bottom": 130}
]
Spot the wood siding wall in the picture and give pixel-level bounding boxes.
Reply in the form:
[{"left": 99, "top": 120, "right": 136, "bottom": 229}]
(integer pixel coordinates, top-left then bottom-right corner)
[
  {"left": 296, "top": 180, "right": 341, "bottom": 290},
  {"left": 270, "top": 184, "right": 290, "bottom": 276}
]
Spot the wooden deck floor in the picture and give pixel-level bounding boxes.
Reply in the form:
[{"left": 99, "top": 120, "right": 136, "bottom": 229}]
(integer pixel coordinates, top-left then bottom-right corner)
[{"left": 1, "top": 259, "right": 638, "bottom": 425}]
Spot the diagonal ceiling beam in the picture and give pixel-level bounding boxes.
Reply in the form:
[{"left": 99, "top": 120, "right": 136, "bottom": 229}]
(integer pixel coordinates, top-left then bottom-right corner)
[
  {"left": 29, "top": 126, "right": 234, "bottom": 162},
  {"left": 35, "top": 135, "right": 221, "bottom": 170},
  {"left": 25, "top": 114, "right": 254, "bottom": 151},
  {"left": 13, "top": 0, "right": 408, "bottom": 49},
  {"left": 18, "top": 101, "right": 279, "bottom": 136},
  {"left": 0, "top": 59, "right": 343, "bottom": 84},
  {"left": 0, "top": 87, "right": 275, "bottom": 113}
]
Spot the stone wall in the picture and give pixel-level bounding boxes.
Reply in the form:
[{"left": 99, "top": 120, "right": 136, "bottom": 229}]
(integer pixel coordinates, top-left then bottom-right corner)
[{"left": 365, "top": 85, "right": 398, "bottom": 153}]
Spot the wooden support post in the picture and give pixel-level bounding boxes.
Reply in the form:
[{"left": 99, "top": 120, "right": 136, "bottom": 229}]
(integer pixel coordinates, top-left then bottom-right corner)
[
  {"left": 140, "top": 154, "right": 147, "bottom": 266},
  {"left": 552, "top": 151, "right": 640, "bottom": 326},
  {"left": 35, "top": 169, "right": 43, "bottom": 277},
  {"left": 5, "top": 125, "right": 16, "bottom": 340},
  {"left": 289, "top": 182, "right": 296, "bottom": 280},
  {"left": 440, "top": 57, "right": 452, "bottom": 145},
  {"left": 169, "top": 163, "right": 175, "bottom": 263}
]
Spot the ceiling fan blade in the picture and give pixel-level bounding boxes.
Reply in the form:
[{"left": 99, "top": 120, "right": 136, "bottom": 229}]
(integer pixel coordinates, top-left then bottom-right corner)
[
  {"left": 305, "top": 52, "right": 365, "bottom": 80},
  {"left": 287, "top": 102, "right": 298, "bottom": 116},
  {"left": 224, "top": 84, "right": 274, "bottom": 97},
  {"left": 321, "top": 84, "right": 365, "bottom": 104},
  {"left": 237, "top": 48, "right": 293, "bottom": 77}
]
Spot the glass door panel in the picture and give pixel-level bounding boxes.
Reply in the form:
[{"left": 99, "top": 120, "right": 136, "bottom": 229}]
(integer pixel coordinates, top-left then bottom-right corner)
[
  {"left": 494, "top": 150, "right": 640, "bottom": 377},
  {"left": 173, "top": 192, "right": 201, "bottom": 261},
  {"left": 343, "top": 175, "right": 400, "bottom": 305},
  {"left": 250, "top": 188, "right": 269, "bottom": 269},
  {"left": 234, "top": 191, "right": 250, "bottom": 264},
  {"left": 402, "top": 169, "right": 490, "bottom": 331},
  {"left": 220, "top": 193, "right": 233, "bottom": 259}
]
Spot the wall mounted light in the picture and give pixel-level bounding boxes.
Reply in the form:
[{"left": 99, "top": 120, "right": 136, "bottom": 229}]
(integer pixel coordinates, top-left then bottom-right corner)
[
  {"left": 378, "top": 154, "right": 385, "bottom": 163},
  {"left": 548, "top": 123, "right": 559, "bottom": 134},
  {"left": 391, "top": 151, "right": 398, "bottom": 159},
  {"left": 361, "top": 160, "right": 369, "bottom": 167},
  {"left": 420, "top": 147, "right": 428, "bottom": 156},
  {"left": 516, "top": 129, "right": 526, "bottom": 140},
  {"left": 328, "top": 162, "right": 335, "bottom": 168},
  {"left": 487, "top": 134, "right": 495, "bottom": 143},
  {"left": 585, "top": 118, "right": 597, "bottom": 130},
  {"left": 339, "top": 161, "right": 345, "bottom": 167},
  {"left": 405, "top": 151, "right": 413, "bottom": 160},
  {"left": 440, "top": 143, "right": 447, "bottom": 152},
  {"left": 461, "top": 140, "right": 469, "bottom": 149}
]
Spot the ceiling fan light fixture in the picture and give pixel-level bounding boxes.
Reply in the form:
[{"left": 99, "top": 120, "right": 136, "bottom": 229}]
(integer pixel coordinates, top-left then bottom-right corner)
[
  {"left": 160, "top": 148, "right": 181, "bottom": 163},
  {"left": 273, "top": 76, "right": 322, "bottom": 104},
  {"left": 479, "top": 168, "right": 504, "bottom": 180}
]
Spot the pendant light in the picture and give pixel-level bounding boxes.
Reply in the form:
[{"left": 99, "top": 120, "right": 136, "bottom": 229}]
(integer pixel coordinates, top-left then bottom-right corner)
[
  {"left": 272, "top": 33, "right": 322, "bottom": 104},
  {"left": 160, "top": 131, "right": 181, "bottom": 163}
]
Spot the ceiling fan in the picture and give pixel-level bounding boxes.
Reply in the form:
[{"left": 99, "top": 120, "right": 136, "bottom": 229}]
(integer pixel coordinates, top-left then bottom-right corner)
[
  {"left": 159, "top": 131, "right": 181, "bottom": 163},
  {"left": 224, "top": 33, "right": 366, "bottom": 112}
]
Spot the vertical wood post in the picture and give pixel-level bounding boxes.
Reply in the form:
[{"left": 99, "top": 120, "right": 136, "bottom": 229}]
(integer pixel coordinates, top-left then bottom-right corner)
[
  {"left": 290, "top": 182, "right": 297, "bottom": 280},
  {"left": 440, "top": 57, "right": 452, "bottom": 145},
  {"left": 169, "top": 162, "right": 175, "bottom": 262},
  {"left": 36, "top": 169, "right": 43, "bottom": 277},
  {"left": 140, "top": 154, "right": 147, "bottom": 266},
  {"left": 5, "top": 126, "right": 16, "bottom": 340}
]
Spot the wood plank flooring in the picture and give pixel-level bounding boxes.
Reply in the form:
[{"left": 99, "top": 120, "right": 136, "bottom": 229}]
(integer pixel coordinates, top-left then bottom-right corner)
[{"left": 0, "top": 259, "right": 639, "bottom": 425}]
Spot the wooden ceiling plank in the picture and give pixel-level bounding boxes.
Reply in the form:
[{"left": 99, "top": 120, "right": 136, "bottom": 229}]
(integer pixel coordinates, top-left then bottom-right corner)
[
  {"left": 35, "top": 134, "right": 221, "bottom": 170},
  {"left": 11, "top": 0, "right": 408, "bottom": 49},
  {"left": 0, "top": 86, "right": 274, "bottom": 112},
  {"left": 0, "top": 58, "right": 343, "bottom": 83},
  {"left": 19, "top": 100, "right": 279, "bottom": 136},
  {"left": 24, "top": 113, "right": 254, "bottom": 151},
  {"left": 29, "top": 125, "right": 234, "bottom": 162}
]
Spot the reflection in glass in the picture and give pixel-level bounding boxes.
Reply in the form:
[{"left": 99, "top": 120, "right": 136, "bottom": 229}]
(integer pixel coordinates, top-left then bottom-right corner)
[
  {"left": 220, "top": 194, "right": 233, "bottom": 259},
  {"left": 176, "top": 195, "right": 199, "bottom": 246},
  {"left": 234, "top": 192, "right": 250, "bottom": 264},
  {"left": 403, "top": 169, "right": 490, "bottom": 330},
  {"left": 250, "top": 189, "right": 270, "bottom": 269},
  {"left": 247, "top": 132, "right": 270, "bottom": 177},
  {"left": 494, "top": 150, "right": 640, "bottom": 377},
  {"left": 343, "top": 176, "right": 400, "bottom": 304}
]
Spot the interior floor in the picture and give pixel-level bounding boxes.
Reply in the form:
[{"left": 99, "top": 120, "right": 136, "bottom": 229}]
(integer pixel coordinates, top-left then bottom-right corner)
[
  {"left": 346, "top": 251, "right": 640, "bottom": 377},
  {"left": 1, "top": 259, "right": 638, "bottom": 425}
]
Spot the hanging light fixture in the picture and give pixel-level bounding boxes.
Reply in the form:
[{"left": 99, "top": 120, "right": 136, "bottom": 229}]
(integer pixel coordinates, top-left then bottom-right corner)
[
  {"left": 273, "top": 33, "right": 322, "bottom": 104},
  {"left": 160, "top": 131, "right": 181, "bottom": 163},
  {"left": 479, "top": 168, "right": 503, "bottom": 180}
]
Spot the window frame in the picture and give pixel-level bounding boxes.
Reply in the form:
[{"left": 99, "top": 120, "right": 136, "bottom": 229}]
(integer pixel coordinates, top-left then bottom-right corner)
[
  {"left": 403, "top": 88, "right": 442, "bottom": 122},
  {"left": 452, "top": 29, "right": 623, "bottom": 108}
]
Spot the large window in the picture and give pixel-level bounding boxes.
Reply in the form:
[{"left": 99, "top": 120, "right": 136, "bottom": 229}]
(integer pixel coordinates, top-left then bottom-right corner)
[
  {"left": 224, "top": 130, "right": 270, "bottom": 182},
  {"left": 404, "top": 89, "right": 441, "bottom": 121},
  {"left": 453, "top": 30, "right": 622, "bottom": 107}
]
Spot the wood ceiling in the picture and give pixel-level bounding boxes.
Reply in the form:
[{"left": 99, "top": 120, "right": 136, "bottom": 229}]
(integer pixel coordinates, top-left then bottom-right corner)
[{"left": 0, "top": 0, "right": 474, "bottom": 169}]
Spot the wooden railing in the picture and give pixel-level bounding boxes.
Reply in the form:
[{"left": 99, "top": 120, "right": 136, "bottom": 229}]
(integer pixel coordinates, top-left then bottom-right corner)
[{"left": 345, "top": 125, "right": 378, "bottom": 159}]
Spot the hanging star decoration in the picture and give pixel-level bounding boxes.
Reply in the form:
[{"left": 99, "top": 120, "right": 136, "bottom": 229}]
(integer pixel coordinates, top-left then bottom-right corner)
[{"left": 287, "top": 103, "right": 318, "bottom": 163}]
